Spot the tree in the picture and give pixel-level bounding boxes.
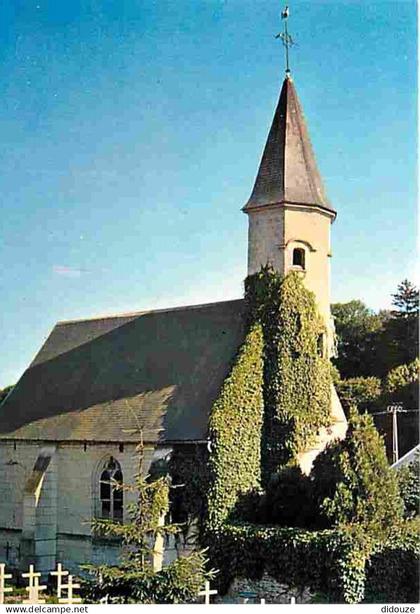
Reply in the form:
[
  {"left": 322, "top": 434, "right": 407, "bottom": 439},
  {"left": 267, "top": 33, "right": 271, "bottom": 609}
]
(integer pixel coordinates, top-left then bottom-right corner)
[
  {"left": 311, "top": 408, "right": 404, "bottom": 533},
  {"left": 82, "top": 434, "right": 214, "bottom": 603},
  {"left": 396, "top": 452, "right": 420, "bottom": 519},
  {"left": 331, "top": 301, "right": 383, "bottom": 378},
  {"left": 384, "top": 280, "right": 419, "bottom": 367},
  {"left": 0, "top": 385, "right": 13, "bottom": 405},
  {"left": 392, "top": 280, "right": 419, "bottom": 318}
]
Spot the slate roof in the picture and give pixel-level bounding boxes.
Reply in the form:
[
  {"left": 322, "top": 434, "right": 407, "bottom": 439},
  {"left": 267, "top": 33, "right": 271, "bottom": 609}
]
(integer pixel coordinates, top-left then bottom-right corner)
[
  {"left": 0, "top": 300, "right": 245, "bottom": 443},
  {"left": 244, "top": 76, "right": 335, "bottom": 215}
]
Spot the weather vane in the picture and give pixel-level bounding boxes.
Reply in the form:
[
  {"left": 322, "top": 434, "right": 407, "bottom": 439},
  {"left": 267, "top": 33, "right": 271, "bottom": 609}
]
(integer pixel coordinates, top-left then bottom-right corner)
[{"left": 275, "top": 5, "right": 295, "bottom": 76}]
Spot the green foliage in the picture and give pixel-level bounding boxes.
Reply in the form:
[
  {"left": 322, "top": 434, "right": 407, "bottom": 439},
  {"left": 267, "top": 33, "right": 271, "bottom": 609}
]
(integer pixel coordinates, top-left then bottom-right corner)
[
  {"left": 397, "top": 452, "right": 420, "bottom": 519},
  {"left": 168, "top": 444, "right": 209, "bottom": 534},
  {"left": 336, "top": 376, "right": 381, "bottom": 411},
  {"left": 312, "top": 408, "right": 403, "bottom": 532},
  {"left": 0, "top": 385, "right": 13, "bottom": 405},
  {"left": 365, "top": 519, "right": 420, "bottom": 603},
  {"left": 246, "top": 267, "right": 331, "bottom": 481},
  {"left": 207, "top": 523, "right": 367, "bottom": 603},
  {"left": 384, "top": 358, "right": 419, "bottom": 395},
  {"left": 83, "top": 550, "right": 211, "bottom": 604},
  {"left": 332, "top": 300, "right": 384, "bottom": 378},
  {"left": 250, "top": 466, "right": 316, "bottom": 528},
  {"left": 83, "top": 439, "right": 213, "bottom": 603},
  {"left": 332, "top": 280, "right": 419, "bottom": 379},
  {"left": 206, "top": 322, "right": 264, "bottom": 528},
  {"left": 392, "top": 279, "right": 419, "bottom": 318}
]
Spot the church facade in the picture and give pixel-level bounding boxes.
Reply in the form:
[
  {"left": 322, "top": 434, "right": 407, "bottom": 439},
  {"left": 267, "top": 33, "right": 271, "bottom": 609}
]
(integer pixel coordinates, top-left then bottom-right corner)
[{"left": 0, "top": 72, "right": 346, "bottom": 574}]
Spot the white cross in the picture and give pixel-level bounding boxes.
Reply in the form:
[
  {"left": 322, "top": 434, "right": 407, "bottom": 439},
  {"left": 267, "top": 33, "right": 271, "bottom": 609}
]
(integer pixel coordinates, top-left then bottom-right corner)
[
  {"left": 198, "top": 580, "right": 218, "bottom": 605},
  {"left": 58, "top": 575, "right": 82, "bottom": 604},
  {"left": 0, "top": 564, "right": 13, "bottom": 604},
  {"left": 50, "top": 563, "right": 69, "bottom": 599},
  {"left": 260, "top": 599, "right": 266, "bottom": 604},
  {"left": 22, "top": 565, "right": 46, "bottom": 604}
]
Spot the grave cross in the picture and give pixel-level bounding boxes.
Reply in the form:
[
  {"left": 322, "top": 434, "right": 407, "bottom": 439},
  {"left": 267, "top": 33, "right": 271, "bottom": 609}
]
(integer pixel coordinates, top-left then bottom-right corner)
[
  {"left": 58, "top": 575, "right": 82, "bottom": 604},
  {"left": 50, "top": 563, "right": 69, "bottom": 599},
  {"left": 0, "top": 564, "right": 13, "bottom": 604},
  {"left": 22, "top": 565, "right": 46, "bottom": 604},
  {"left": 198, "top": 580, "right": 218, "bottom": 605}
]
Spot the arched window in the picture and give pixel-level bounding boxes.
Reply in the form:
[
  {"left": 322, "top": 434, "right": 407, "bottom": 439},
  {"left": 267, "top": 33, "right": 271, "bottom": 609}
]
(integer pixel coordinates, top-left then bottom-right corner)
[
  {"left": 292, "top": 247, "right": 305, "bottom": 269},
  {"left": 99, "top": 457, "right": 123, "bottom": 521}
]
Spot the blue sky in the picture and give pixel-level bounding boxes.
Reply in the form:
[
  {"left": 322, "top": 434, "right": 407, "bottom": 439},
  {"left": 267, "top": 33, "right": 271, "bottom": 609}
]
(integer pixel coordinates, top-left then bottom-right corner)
[{"left": 0, "top": 0, "right": 417, "bottom": 387}]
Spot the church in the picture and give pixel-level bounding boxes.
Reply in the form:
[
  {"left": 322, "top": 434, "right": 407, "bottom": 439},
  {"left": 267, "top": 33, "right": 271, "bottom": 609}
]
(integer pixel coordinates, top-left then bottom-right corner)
[{"left": 0, "top": 59, "right": 347, "bottom": 574}]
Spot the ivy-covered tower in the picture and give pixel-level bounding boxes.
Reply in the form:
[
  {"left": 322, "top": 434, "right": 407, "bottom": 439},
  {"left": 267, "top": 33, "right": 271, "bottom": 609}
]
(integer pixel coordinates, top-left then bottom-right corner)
[
  {"left": 243, "top": 69, "right": 347, "bottom": 472},
  {"left": 243, "top": 73, "right": 336, "bottom": 357}
]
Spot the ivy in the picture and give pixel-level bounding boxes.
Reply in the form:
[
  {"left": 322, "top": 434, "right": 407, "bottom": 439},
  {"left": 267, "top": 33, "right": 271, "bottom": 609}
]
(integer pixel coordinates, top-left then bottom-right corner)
[
  {"left": 168, "top": 444, "right": 209, "bottom": 534},
  {"left": 207, "top": 520, "right": 419, "bottom": 604},
  {"left": 206, "top": 322, "right": 264, "bottom": 528},
  {"left": 207, "top": 523, "right": 367, "bottom": 603},
  {"left": 246, "top": 267, "right": 332, "bottom": 482},
  {"left": 365, "top": 520, "right": 420, "bottom": 603}
]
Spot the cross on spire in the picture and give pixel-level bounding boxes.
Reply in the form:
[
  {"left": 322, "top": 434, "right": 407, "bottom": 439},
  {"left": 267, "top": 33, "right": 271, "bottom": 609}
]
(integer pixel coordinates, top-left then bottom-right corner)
[{"left": 275, "top": 5, "right": 295, "bottom": 76}]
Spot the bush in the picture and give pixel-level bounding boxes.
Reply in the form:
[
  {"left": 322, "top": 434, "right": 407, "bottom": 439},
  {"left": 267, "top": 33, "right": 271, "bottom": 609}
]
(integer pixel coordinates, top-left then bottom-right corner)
[
  {"left": 384, "top": 359, "right": 420, "bottom": 394},
  {"left": 311, "top": 408, "right": 404, "bottom": 532},
  {"left": 207, "top": 523, "right": 367, "bottom": 603},
  {"left": 365, "top": 520, "right": 420, "bottom": 603},
  {"left": 231, "top": 467, "right": 315, "bottom": 528},
  {"left": 397, "top": 452, "right": 420, "bottom": 519},
  {"left": 82, "top": 550, "right": 210, "bottom": 604},
  {"left": 336, "top": 376, "right": 381, "bottom": 411}
]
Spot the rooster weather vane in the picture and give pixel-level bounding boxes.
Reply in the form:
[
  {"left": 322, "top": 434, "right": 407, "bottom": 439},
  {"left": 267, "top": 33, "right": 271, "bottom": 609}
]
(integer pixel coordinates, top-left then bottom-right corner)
[{"left": 275, "top": 5, "right": 295, "bottom": 76}]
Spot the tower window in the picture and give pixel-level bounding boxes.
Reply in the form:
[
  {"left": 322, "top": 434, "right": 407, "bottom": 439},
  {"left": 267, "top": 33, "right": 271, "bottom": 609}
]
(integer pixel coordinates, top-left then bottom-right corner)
[
  {"left": 99, "top": 457, "right": 123, "bottom": 521},
  {"left": 292, "top": 248, "right": 305, "bottom": 269}
]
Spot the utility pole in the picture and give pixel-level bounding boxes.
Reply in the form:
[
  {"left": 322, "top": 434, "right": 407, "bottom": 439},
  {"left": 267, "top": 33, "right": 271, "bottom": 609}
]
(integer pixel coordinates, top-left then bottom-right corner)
[
  {"left": 371, "top": 404, "right": 418, "bottom": 465},
  {"left": 386, "top": 403, "right": 405, "bottom": 464}
]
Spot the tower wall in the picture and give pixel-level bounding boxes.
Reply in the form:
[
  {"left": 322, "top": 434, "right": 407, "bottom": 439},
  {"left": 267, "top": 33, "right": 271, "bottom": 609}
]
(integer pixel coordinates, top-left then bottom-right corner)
[
  {"left": 247, "top": 204, "right": 334, "bottom": 355},
  {"left": 247, "top": 207, "right": 285, "bottom": 275},
  {"left": 283, "top": 205, "right": 333, "bottom": 351}
]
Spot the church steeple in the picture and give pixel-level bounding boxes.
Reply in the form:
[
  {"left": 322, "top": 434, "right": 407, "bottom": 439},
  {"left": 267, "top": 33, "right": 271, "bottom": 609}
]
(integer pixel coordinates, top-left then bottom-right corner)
[{"left": 244, "top": 76, "right": 335, "bottom": 215}]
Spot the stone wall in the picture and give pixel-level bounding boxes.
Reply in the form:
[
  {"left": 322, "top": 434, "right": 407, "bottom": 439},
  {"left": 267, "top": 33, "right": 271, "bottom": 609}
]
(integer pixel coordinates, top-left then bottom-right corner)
[
  {"left": 223, "top": 574, "right": 314, "bottom": 604},
  {"left": 0, "top": 439, "right": 160, "bottom": 573}
]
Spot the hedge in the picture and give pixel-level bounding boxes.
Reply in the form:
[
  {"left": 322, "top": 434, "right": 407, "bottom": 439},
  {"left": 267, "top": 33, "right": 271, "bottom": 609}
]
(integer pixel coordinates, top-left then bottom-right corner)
[{"left": 207, "top": 520, "right": 420, "bottom": 604}]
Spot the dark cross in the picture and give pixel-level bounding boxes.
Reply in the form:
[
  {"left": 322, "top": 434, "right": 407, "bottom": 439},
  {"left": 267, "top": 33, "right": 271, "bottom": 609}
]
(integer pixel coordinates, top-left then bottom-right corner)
[{"left": 275, "top": 5, "right": 295, "bottom": 76}]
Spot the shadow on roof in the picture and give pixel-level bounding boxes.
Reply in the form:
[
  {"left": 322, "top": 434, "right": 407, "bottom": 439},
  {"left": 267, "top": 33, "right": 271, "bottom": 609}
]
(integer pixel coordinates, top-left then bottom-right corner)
[{"left": 0, "top": 300, "right": 245, "bottom": 443}]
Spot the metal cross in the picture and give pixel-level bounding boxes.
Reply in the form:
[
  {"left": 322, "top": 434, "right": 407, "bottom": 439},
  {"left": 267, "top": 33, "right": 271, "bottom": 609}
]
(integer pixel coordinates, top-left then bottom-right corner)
[
  {"left": 0, "top": 564, "right": 13, "bottom": 604},
  {"left": 50, "top": 563, "right": 69, "bottom": 599},
  {"left": 198, "top": 580, "right": 218, "bottom": 605},
  {"left": 275, "top": 5, "right": 296, "bottom": 76},
  {"left": 58, "top": 575, "right": 82, "bottom": 604},
  {"left": 22, "top": 565, "right": 46, "bottom": 604}
]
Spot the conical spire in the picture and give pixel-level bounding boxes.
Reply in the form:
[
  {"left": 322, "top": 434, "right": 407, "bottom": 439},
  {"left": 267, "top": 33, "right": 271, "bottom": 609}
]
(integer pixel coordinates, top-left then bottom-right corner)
[{"left": 244, "top": 76, "right": 335, "bottom": 215}]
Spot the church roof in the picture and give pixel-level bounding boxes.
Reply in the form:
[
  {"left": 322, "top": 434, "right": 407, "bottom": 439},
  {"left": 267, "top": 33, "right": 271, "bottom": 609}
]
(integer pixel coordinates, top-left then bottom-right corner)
[
  {"left": 244, "top": 76, "right": 335, "bottom": 215},
  {"left": 0, "top": 299, "right": 245, "bottom": 443}
]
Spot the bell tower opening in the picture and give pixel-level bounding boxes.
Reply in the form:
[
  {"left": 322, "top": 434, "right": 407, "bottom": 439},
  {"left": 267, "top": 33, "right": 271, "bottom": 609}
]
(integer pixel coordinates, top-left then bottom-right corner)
[{"left": 292, "top": 247, "right": 305, "bottom": 269}]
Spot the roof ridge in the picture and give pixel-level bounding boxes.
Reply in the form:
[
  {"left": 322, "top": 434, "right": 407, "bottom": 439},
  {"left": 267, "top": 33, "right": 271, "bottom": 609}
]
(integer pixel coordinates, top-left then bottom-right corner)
[{"left": 56, "top": 298, "right": 244, "bottom": 326}]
